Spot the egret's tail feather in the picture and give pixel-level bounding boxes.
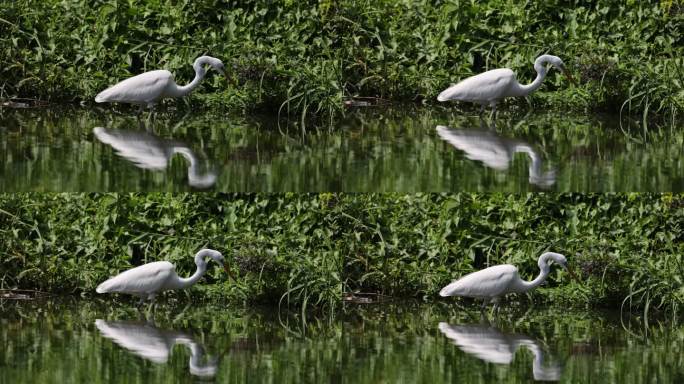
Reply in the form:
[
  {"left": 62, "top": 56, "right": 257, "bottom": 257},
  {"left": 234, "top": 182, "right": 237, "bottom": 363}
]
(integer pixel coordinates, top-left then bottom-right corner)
[
  {"left": 439, "top": 281, "right": 460, "bottom": 297},
  {"left": 92, "top": 127, "right": 113, "bottom": 144},
  {"left": 437, "top": 86, "right": 459, "bottom": 102},
  {"left": 96, "top": 279, "right": 114, "bottom": 293},
  {"left": 95, "top": 87, "right": 114, "bottom": 103},
  {"left": 94, "top": 92, "right": 107, "bottom": 103}
]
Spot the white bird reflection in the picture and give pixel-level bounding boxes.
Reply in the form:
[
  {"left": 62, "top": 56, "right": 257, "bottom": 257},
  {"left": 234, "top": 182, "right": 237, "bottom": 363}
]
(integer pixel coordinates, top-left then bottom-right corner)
[
  {"left": 436, "top": 125, "right": 556, "bottom": 188},
  {"left": 95, "top": 319, "right": 218, "bottom": 377},
  {"left": 93, "top": 127, "right": 217, "bottom": 188},
  {"left": 438, "top": 322, "right": 561, "bottom": 381}
]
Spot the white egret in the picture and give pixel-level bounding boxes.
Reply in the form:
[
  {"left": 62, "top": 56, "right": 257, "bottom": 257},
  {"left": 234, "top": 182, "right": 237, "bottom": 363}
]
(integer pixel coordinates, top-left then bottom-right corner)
[
  {"left": 93, "top": 126, "right": 217, "bottom": 189},
  {"left": 436, "top": 125, "right": 556, "bottom": 188},
  {"left": 96, "top": 319, "right": 218, "bottom": 377},
  {"left": 437, "top": 54, "right": 575, "bottom": 113},
  {"left": 95, "top": 56, "right": 226, "bottom": 112},
  {"left": 96, "top": 248, "right": 235, "bottom": 303},
  {"left": 438, "top": 322, "right": 561, "bottom": 381},
  {"left": 439, "top": 252, "right": 576, "bottom": 308}
]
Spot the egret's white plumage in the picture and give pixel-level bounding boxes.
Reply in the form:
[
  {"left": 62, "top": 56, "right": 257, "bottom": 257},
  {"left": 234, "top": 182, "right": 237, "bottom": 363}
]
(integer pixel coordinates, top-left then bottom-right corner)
[
  {"left": 96, "top": 248, "right": 234, "bottom": 301},
  {"left": 436, "top": 125, "right": 556, "bottom": 187},
  {"left": 437, "top": 55, "right": 573, "bottom": 112},
  {"left": 95, "top": 319, "right": 217, "bottom": 377},
  {"left": 438, "top": 323, "right": 561, "bottom": 381},
  {"left": 95, "top": 56, "right": 226, "bottom": 111},
  {"left": 439, "top": 252, "right": 575, "bottom": 305},
  {"left": 93, "top": 126, "right": 217, "bottom": 188}
]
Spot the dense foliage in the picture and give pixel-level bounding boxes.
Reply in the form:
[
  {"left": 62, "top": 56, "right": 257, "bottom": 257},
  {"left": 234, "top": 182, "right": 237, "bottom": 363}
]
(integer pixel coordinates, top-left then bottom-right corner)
[
  {"left": 1, "top": 1, "right": 681, "bottom": 119},
  {"left": 1, "top": 193, "right": 682, "bottom": 312}
]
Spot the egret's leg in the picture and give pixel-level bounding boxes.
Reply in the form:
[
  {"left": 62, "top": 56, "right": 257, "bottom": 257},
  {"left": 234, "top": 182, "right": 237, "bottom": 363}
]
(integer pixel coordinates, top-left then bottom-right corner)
[
  {"left": 146, "top": 104, "right": 155, "bottom": 125},
  {"left": 479, "top": 105, "right": 486, "bottom": 115},
  {"left": 490, "top": 297, "right": 502, "bottom": 318},
  {"left": 144, "top": 294, "right": 157, "bottom": 317},
  {"left": 480, "top": 299, "right": 489, "bottom": 311}
]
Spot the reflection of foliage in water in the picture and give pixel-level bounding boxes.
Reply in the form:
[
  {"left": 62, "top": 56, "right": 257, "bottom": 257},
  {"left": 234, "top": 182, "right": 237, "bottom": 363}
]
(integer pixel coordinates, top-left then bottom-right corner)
[
  {"left": 2, "top": 299, "right": 683, "bottom": 383},
  {"left": 0, "top": 299, "right": 341, "bottom": 383},
  {"left": 342, "top": 303, "right": 684, "bottom": 383},
  {"left": 1, "top": 108, "right": 683, "bottom": 192}
]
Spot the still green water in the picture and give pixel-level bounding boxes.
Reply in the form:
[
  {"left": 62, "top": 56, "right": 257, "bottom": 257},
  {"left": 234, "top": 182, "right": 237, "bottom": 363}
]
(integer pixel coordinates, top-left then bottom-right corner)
[
  {"left": 2, "top": 299, "right": 683, "bottom": 383},
  {"left": 1, "top": 107, "right": 682, "bottom": 192}
]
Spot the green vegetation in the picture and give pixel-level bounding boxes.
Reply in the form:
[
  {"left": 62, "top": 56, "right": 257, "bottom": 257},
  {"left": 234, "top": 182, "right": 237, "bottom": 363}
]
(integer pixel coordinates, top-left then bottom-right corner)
[
  {"left": 1, "top": 1, "right": 681, "bottom": 120},
  {"left": 1, "top": 193, "right": 682, "bottom": 313},
  {"left": 0, "top": 194, "right": 343, "bottom": 310}
]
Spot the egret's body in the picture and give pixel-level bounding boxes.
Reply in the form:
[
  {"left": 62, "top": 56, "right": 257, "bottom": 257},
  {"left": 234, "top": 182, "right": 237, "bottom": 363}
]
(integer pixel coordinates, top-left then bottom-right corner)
[
  {"left": 96, "top": 319, "right": 217, "bottom": 377},
  {"left": 93, "top": 127, "right": 217, "bottom": 188},
  {"left": 439, "top": 252, "right": 574, "bottom": 306},
  {"left": 437, "top": 55, "right": 573, "bottom": 113},
  {"left": 438, "top": 322, "right": 561, "bottom": 381},
  {"left": 436, "top": 125, "right": 556, "bottom": 187},
  {"left": 95, "top": 56, "right": 225, "bottom": 112},
  {"left": 96, "top": 248, "right": 234, "bottom": 302}
]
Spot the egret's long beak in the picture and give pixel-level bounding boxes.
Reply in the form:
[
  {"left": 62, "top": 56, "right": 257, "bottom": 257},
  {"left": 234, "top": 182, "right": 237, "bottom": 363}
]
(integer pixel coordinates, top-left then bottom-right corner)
[
  {"left": 216, "top": 67, "right": 237, "bottom": 86},
  {"left": 565, "top": 265, "right": 579, "bottom": 282},
  {"left": 561, "top": 68, "right": 577, "bottom": 86},
  {"left": 223, "top": 263, "right": 237, "bottom": 282}
]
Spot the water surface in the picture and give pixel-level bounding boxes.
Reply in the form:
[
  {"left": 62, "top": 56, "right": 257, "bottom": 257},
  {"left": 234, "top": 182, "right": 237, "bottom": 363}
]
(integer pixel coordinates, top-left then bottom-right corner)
[
  {"left": 2, "top": 299, "right": 683, "bottom": 383},
  {"left": 1, "top": 107, "right": 682, "bottom": 191}
]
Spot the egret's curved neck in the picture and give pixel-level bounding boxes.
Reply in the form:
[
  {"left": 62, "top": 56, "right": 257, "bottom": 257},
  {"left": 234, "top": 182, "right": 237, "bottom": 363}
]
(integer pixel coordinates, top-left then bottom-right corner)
[
  {"left": 513, "top": 257, "right": 551, "bottom": 293},
  {"left": 172, "top": 147, "right": 198, "bottom": 170},
  {"left": 169, "top": 61, "right": 206, "bottom": 97},
  {"left": 512, "top": 144, "right": 542, "bottom": 176},
  {"left": 517, "top": 339, "right": 559, "bottom": 380},
  {"left": 520, "top": 342, "right": 545, "bottom": 377},
  {"left": 170, "top": 147, "right": 216, "bottom": 188},
  {"left": 175, "top": 252, "right": 208, "bottom": 288},
  {"left": 187, "top": 342, "right": 217, "bottom": 377},
  {"left": 512, "top": 59, "right": 548, "bottom": 97},
  {"left": 188, "top": 343, "right": 205, "bottom": 369}
]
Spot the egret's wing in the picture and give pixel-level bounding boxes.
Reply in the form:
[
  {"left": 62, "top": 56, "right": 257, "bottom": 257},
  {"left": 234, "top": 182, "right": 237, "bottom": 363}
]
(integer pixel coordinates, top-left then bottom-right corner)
[
  {"left": 436, "top": 126, "right": 511, "bottom": 170},
  {"left": 438, "top": 68, "right": 515, "bottom": 102},
  {"left": 438, "top": 323, "right": 515, "bottom": 364},
  {"left": 95, "top": 320, "right": 171, "bottom": 363},
  {"left": 96, "top": 261, "right": 175, "bottom": 295},
  {"left": 439, "top": 264, "right": 518, "bottom": 298},
  {"left": 95, "top": 70, "right": 173, "bottom": 104},
  {"left": 93, "top": 127, "right": 170, "bottom": 170}
]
